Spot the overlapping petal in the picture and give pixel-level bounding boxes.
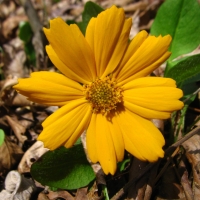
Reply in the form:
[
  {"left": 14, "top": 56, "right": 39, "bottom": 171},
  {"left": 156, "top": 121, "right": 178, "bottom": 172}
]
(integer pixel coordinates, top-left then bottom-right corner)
[
  {"left": 116, "top": 109, "right": 165, "bottom": 161},
  {"left": 85, "top": 6, "right": 132, "bottom": 78},
  {"left": 123, "top": 77, "right": 184, "bottom": 119},
  {"left": 86, "top": 114, "right": 98, "bottom": 163},
  {"left": 44, "top": 17, "right": 96, "bottom": 83},
  {"left": 46, "top": 45, "right": 91, "bottom": 84},
  {"left": 113, "top": 30, "right": 148, "bottom": 78},
  {"left": 13, "top": 72, "right": 84, "bottom": 106},
  {"left": 87, "top": 113, "right": 123, "bottom": 175},
  {"left": 116, "top": 34, "right": 172, "bottom": 85},
  {"left": 87, "top": 113, "right": 125, "bottom": 174},
  {"left": 38, "top": 99, "right": 91, "bottom": 150},
  {"left": 107, "top": 113, "right": 125, "bottom": 162}
]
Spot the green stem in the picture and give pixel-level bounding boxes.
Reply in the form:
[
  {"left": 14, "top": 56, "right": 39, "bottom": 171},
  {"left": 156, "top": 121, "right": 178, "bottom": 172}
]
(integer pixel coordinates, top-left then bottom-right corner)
[{"left": 102, "top": 185, "right": 110, "bottom": 200}]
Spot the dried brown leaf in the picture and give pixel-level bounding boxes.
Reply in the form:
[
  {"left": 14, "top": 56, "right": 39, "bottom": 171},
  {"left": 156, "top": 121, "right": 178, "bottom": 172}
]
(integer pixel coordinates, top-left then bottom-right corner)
[
  {"left": 5, "top": 115, "right": 27, "bottom": 146},
  {"left": 2, "top": 15, "right": 27, "bottom": 39},
  {"left": 47, "top": 190, "right": 74, "bottom": 200},
  {"left": 37, "top": 192, "right": 50, "bottom": 200},
  {"left": 4, "top": 51, "right": 26, "bottom": 77},
  {"left": 0, "top": 76, "right": 18, "bottom": 93},
  {"left": 0, "top": 137, "right": 23, "bottom": 175},
  {"left": 75, "top": 187, "right": 88, "bottom": 200},
  {"left": 5, "top": 92, "right": 32, "bottom": 106},
  {"left": 16, "top": 109, "right": 34, "bottom": 129},
  {"left": 182, "top": 133, "right": 200, "bottom": 197},
  {"left": 0, "top": 1, "right": 16, "bottom": 19}
]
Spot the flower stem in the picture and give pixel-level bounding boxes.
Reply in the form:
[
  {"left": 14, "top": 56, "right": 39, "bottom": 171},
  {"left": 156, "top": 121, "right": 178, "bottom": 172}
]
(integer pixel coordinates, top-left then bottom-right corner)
[{"left": 102, "top": 185, "right": 110, "bottom": 200}]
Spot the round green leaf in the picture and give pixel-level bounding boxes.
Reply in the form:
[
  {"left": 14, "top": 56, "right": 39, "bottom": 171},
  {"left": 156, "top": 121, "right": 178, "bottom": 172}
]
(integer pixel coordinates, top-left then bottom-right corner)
[{"left": 31, "top": 145, "right": 95, "bottom": 190}]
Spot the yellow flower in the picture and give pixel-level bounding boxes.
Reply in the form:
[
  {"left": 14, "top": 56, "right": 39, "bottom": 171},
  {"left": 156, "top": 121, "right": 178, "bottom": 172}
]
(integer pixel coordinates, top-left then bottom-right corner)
[{"left": 14, "top": 6, "right": 183, "bottom": 175}]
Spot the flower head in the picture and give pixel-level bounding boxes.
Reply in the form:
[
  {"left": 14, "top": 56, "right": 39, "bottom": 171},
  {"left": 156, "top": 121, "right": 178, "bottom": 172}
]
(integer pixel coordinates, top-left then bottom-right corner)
[{"left": 14, "top": 6, "right": 183, "bottom": 175}]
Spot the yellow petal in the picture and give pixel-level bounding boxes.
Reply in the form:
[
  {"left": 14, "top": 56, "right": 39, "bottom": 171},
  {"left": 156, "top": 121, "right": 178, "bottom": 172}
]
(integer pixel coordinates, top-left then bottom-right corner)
[
  {"left": 96, "top": 114, "right": 117, "bottom": 175},
  {"left": 86, "top": 114, "right": 98, "bottom": 163},
  {"left": 107, "top": 113, "right": 125, "bottom": 162},
  {"left": 85, "top": 17, "right": 96, "bottom": 54},
  {"left": 113, "top": 30, "right": 148, "bottom": 78},
  {"left": 38, "top": 99, "right": 91, "bottom": 149},
  {"left": 44, "top": 17, "right": 96, "bottom": 82},
  {"left": 87, "top": 112, "right": 125, "bottom": 168},
  {"left": 124, "top": 101, "right": 171, "bottom": 119},
  {"left": 123, "top": 77, "right": 184, "bottom": 119},
  {"left": 101, "top": 18, "right": 132, "bottom": 79},
  {"left": 122, "top": 77, "right": 177, "bottom": 90},
  {"left": 124, "top": 87, "right": 183, "bottom": 108},
  {"left": 13, "top": 72, "right": 84, "bottom": 106},
  {"left": 116, "top": 34, "right": 172, "bottom": 84},
  {"left": 46, "top": 45, "right": 91, "bottom": 84},
  {"left": 118, "top": 52, "right": 171, "bottom": 86},
  {"left": 116, "top": 109, "right": 165, "bottom": 161},
  {"left": 86, "top": 6, "right": 130, "bottom": 77},
  {"left": 130, "top": 51, "right": 171, "bottom": 81}
]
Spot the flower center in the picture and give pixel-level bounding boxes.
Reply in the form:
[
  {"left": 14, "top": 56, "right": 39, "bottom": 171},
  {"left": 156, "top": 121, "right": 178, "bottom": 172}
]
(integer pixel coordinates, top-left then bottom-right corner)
[{"left": 83, "top": 76, "right": 123, "bottom": 115}]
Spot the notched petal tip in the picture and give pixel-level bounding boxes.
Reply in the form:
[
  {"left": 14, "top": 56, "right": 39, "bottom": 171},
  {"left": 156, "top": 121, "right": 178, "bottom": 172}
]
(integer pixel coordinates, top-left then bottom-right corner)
[
  {"left": 163, "top": 34, "right": 172, "bottom": 42},
  {"left": 49, "top": 17, "right": 65, "bottom": 26},
  {"left": 43, "top": 27, "right": 49, "bottom": 34}
]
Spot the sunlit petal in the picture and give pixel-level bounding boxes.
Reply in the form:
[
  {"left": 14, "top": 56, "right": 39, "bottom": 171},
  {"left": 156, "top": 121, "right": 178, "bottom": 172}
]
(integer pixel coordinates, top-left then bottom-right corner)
[
  {"left": 123, "top": 77, "right": 183, "bottom": 119},
  {"left": 116, "top": 109, "right": 165, "bottom": 161},
  {"left": 86, "top": 114, "right": 98, "bottom": 163},
  {"left": 44, "top": 17, "right": 96, "bottom": 82},
  {"left": 38, "top": 99, "right": 91, "bottom": 150},
  {"left": 96, "top": 114, "right": 117, "bottom": 175},
  {"left": 113, "top": 30, "right": 148, "bottom": 78},
  {"left": 86, "top": 6, "right": 131, "bottom": 77},
  {"left": 46, "top": 45, "right": 91, "bottom": 84},
  {"left": 116, "top": 34, "right": 172, "bottom": 84},
  {"left": 13, "top": 72, "right": 84, "bottom": 106}
]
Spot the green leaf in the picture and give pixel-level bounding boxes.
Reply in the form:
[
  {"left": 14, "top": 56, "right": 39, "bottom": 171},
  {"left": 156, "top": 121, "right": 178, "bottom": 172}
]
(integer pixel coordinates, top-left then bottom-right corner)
[
  {"left": 0, "top": 129, "right": 5, "bottom": 146},
  {"left": 150, "top": 0, "right": 200, "bottom": 61},
  {"left": 181, "top": 82, "right": 199, "bottom": 96},
  {"left": 31, "top": 145, "right": 95, "bottom": 190},
  {"left": 164, "top": 54, "right": 200, "bottom": 85},
  {"left": 77, "top": 21, "right": 88, "bottom": 35},
  {"left": 18, "top": 21, "right": 36, "bottom": 66},
  {"left": 82, "top": 1, "right": 104, "bottom": 22},
  {"left": 66, "top": 20, "right": 77, "bottom": 25},
  {"left": 24, "top": 42, "right": 36, "bottom": 66},
  {"left": 19, "top": 21, "right": 33, "bottom": 43},
  {"left": 78, "top": 1, "right": 103, "bottom": 34}
]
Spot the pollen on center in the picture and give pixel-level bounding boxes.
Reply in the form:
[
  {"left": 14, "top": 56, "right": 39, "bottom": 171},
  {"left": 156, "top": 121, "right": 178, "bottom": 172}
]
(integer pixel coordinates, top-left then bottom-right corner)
[{"left": 83, "top": 76, "right": 123, "bottom": 115}]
